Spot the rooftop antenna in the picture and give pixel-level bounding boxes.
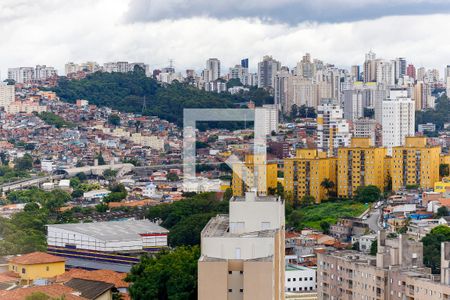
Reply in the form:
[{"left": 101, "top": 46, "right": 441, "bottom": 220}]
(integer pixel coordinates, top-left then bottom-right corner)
[{"left": 169, "top": 59, "right": 174, "bottom": 69}]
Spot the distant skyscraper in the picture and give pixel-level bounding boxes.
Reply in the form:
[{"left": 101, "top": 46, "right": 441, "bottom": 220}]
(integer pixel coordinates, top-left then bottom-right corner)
[
  {"left": 205, "top": 58, "right": 221, "bottom": 82},
  {"left": 257, "top": 55, "right": 281, "bottom": 89},
  {"left": 382, "top": 88, "right": 415, "bottom": 153},
  {"left": 445, "top": 65, "right": 450, "bottom": 79},
  {"left": 363, "top": 51, "right": 377, "bottom": 82},
  {"left": 351, "top": 65, "right": 360, "bottom": 81},
  {"left": 394, "top": 57, "right": 407, "bottom": 82},
  {"left": 317, "top": 99, "right": 352, "bottom": 156},
  {"left": 241, "top": 58, "right": 249, "bottom": 69},
  {"left": 406, "top": 64, "right": 416, "bottom": 80}
]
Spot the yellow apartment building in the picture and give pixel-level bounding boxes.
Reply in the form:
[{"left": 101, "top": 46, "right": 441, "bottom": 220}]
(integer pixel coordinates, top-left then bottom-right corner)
[
  {"left": 284, "top": 149, "right": 337, "bottom": 203},
  {"left": 390, "top": 137, "right": 441, "bottom": 191},
  {"left": 8, "top": 252, "right": 66, "bottom": 285},
  {"left": 337, "top": 137, "right": 387, "bottom": 198},
  {"left": 232, "top": 154, "right": 277, "bottom": 196},
  {"left": 434, "top": 178, "right": 450, "bottom": 193}
]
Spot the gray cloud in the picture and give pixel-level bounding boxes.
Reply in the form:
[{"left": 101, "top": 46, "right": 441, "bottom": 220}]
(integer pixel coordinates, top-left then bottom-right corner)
[{"left": 125, "top": 0, "right": 450, "bottom": 24}]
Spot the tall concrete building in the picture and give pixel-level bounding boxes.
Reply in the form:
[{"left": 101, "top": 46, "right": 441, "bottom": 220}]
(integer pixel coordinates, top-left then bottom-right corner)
[
  {"left": 407, "top": 64, "right": 416, "bottom": 80},
  {"left": 230, "top": 64, "right": 249, "bottom": 86},
  {"left": 353, "top": 118, "right": 379, "bottom": 146},
  {"left": 206, "top": 58, "right": 221, "bottom": 82},
  {"left": 337, "top": 137, "right": 387, "bottom": 198},
  {"left": 296, "top": 53, "right": 315, "bottom": 79},
  {"left": 284, "top": 149, "right": 337, "bottom": 203},
  {"left": 317, "top": 99, "right": 352, "bottom": 157},
  {"left": 255, "top": 105, "right": 279, "bottom": 135},
  {"left": 351, "top": 65, "right": 360, "bottom": 81},
  {"left": 198, "top": 191, "right": 285, "bottom": 300},
  {"left": 343, "top": 89, "right": 366, "bottom": 121},
  {"left": 382, "top": 88, "right": 415, "bottom": 153},
  {"left": 258, "top": 56, "right": 281, "bottom": 89},
  {"left": 7, "top": 67, "right": 35, "bottom": 83},
  {"left": 394, "top": 57, "right": 407, "bottom": 82},
  {"left": 318, "top": 231, "right": 450, "bottom": 300},
  {"left": 390, "top": 136, "right": 441, "bottom": 191},
  {"left": 363, "top": 51, "right": 377, "bottom": 82},
  {"left": 0, "top": 83, "right": 14, "bottom": 109}
]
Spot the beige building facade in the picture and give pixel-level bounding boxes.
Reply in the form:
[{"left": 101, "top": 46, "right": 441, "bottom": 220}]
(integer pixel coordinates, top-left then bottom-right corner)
[{"left": 198, "top": 192, "right": 285, "bottom": 300}]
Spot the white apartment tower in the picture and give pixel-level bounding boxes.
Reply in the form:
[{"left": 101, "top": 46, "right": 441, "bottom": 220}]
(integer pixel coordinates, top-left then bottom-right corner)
[
  {"left": 0, "top": 83, "right": 14, "bottom": 109},
  {"left": 382, "top": 88, "right": 415, "bottom": 153},
  {"left": 258, "top": 56, "right": 281, "bottom": 89},
  {"left": 206, "top": 58, "right": 221, "bottom": 82},
  {"left": 317, "top": 99, "right": 352, "bottom": 156},
  {"left": 198, "top": 192, "right": 285, "bottom": 300},
  {"left": 255, "top": 105, "right": 279, "bottom": 136}
]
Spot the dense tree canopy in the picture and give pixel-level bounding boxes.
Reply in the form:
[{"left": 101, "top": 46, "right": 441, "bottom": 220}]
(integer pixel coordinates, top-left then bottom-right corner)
[
  {"left": 126, "top": 246, "right": 200, "bottom": 300},
  {"left": 416, "top": 95, "right": 450, "bottom": 131},
  {"left": 146, "top": 193, "right": 228, "bottom": 247},
  {"left": 353, "top": 185, "right": 381, "bottom": 203},
  {"left": 422, "top": 225, "right": 450, "bottom": 273},
  {"left": 51, "top": 70, "right": 273, "bottom": 127}
]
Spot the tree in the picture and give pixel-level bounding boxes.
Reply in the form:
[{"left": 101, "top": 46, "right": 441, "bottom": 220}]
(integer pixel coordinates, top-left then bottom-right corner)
[
  {"left": 300, "top": 195, "right": 315, "bottom": 207},
  {"left": 276, "top": 182, "right": 284, "bottom": 197},
  {"left": 290, "top": 104, "right": 298, "bottom": 120},
  {"left": 96, "top": 152, "right": 106, "bottom": 165},
  {"left": 288, "top": 210, "right": 304, "bottom": 230},
  {"left": 422, "top": 225, "right": 450, "bottom": 273},
  {"left": 75, "top": 172, "right": 88, "bottom": 181},
  {"left": 126, "top": 246, "right": 200, "bottom": 300},
  {"left": 223, "top": 188, "right": 233, "bottom": 201},
  {"left": 14, "top": 154, "right": 33, "bottom": 171},
  {"left": 168, "top": 213, "right": 215, "bottom": 247},
  {"left": 437, "top": 206, "right": 449, "bottom": 218},
  {"left": 352, "top": 241, "right": 360, "bottom": 251},
  {"left": 103, "top": 169, "right": 118, "bottom": 180},
  {"left": 167, "top": 173, "right": 179, "bottom": 182},
  {"left": 320, "top": 221, "right": 331, "bottom": 234},
  {"left": 369, "top": 240, "right": 378, "bottom": 256},
  {"left": 354, "top": 185, "right": 381, "bottom": 203},
  {"left": 108, "top": 114, "right": 121, "bottom": 126},
  {"left": 440, "top": 164, "right": 450, "bottom": 178},
  {"left": 320, "top": 178, "right": 335, "bottom": 199}
]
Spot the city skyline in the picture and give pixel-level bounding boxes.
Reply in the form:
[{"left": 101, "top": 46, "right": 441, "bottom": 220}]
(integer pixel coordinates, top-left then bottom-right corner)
[{"left": 2, "top": 0, "right": 450, "bottom": 77}]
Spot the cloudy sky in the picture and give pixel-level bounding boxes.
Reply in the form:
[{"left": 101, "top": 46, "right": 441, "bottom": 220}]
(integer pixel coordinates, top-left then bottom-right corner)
[{"left": 1, "top": 0, "right": 450, "bottom": 77}]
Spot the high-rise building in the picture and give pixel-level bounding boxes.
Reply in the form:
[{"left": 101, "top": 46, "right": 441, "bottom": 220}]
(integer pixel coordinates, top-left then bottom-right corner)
[
  {"left": 417, "top": 67, "right": 426, "bottom": 81},
  {"left": 284, "top": 149, "right": 337, "bottom": 203},
  {"left": 206, "top": 58, "right": 221, "bottom": 82},
  {"left": 352, "top": 118, "right": 379, "bottom": 146},
  {"left": 0, "top": 83, "right": 14, "bottom": 109},
  {"left": 258, "top": 56, "right": 281, "bottom": 89},
  {"left": 317, "top": 99, "right": 352, "bottom": 157},
  {"left": 296, "top": 53, "right": 315, "bottom": 79},
  {"left": 406, "top": 64, "right": 416, "bottom": 80},
  {"left": 274, "top": 69, "right": 291, "bottom": 113},
  {"left": 229, "top": 64, "right": 249, "bottom": 85},
  {"left": 241, "top": 58, "right": 249, "bottom": 69},
  {"left": 255, "top": 105, "right": 278, "bottom": 135},
  {"left": 34, "top": 65, "right": 57, "bottom": 81},
  {"left": 232, "top": 154, "right": 277, "bottom": 197},
  {"left": 394, "top": 57, "right": 407, "bottom": 82},
  {"left": 390, "top": 136, "right": 440, "bottom": 191},
  {"left": 363, "top": 51, "right": 377, "bottom": 82},
  {"left": 337, "top": 137, "right": 387, "bottom": 198},
  {"left": 198, "top": 191, "right": 285, "bottom": 300},
  {"left": 381, "top": 88, "right": 415, "bottom": 152},
  {"left": 318, "top": 231, "right": 450, "bottom": 300},
  {"left": 375, "top": 60, "right": 395, "bottom": 86},
  {"left": 7, "top": 67, "right": 35, "bottom": 83},
  {"left": 343, "top": 89, "right": 366, "bottom": 121},
  {"left": 351, "top": 65, "right": 360, "bottom": 81}
]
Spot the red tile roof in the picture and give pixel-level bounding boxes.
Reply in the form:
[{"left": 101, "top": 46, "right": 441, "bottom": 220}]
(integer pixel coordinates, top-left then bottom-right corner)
[
  {"left": 9, "top": 252, "right": 66, "bottom": 265},
  {"left": 56, "top": 269, "right": 129, "bottom": 288},
  {"left": 0, "top": 284, "right": 87, "bottom": 300}
]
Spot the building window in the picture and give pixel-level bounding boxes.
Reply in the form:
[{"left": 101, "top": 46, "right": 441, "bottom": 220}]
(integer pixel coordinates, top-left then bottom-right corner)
[
  {"left": 46, "top": 266, "right": 49, "bottom": 271},
  {"left": 228, "top": 289, "right": 232, "bottom": 293},
  {"left": 288, "top": 278, "right": 291, "bottom": 282},
  {"left": 240, "top": 289, "right": 243, "bottom": 293},
  {"left": 240, "top": 271, "right": 243, "bottom": 274},
  {"left": 228, "top": 271, "right": 232, "bottom": 274},
  {"left": 22, "top": 268, "right": 26, "bottom": 274}
]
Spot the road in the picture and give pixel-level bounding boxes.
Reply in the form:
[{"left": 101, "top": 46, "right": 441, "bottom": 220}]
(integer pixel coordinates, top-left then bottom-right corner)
[{"left": 363, "top": 207, "right": 383, "bottom": 232}]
